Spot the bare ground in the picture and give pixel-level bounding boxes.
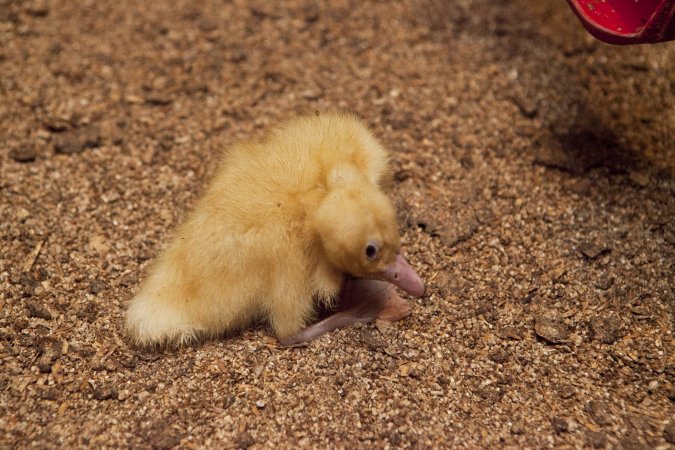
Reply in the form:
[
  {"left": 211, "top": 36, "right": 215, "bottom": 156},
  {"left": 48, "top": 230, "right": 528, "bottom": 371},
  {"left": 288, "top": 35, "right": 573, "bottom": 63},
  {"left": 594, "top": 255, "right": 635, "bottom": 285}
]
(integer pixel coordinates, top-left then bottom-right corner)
[{"left": 1, "top": 0, "right": 674, "bottom": 448}]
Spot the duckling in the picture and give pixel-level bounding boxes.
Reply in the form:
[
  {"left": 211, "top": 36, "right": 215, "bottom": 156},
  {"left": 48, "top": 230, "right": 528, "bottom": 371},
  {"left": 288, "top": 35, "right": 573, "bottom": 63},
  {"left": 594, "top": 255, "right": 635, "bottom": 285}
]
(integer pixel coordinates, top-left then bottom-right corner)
[{"left": 126, "top": 111, "right": 424, "bottom": 347}]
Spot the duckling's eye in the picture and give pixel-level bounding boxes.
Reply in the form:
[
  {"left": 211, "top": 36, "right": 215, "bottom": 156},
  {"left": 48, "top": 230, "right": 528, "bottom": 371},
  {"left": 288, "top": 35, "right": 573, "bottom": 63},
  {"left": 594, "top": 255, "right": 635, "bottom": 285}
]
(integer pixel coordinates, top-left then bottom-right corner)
[{"left": 365, "top": 242, "right": 379, "bottom": 261}]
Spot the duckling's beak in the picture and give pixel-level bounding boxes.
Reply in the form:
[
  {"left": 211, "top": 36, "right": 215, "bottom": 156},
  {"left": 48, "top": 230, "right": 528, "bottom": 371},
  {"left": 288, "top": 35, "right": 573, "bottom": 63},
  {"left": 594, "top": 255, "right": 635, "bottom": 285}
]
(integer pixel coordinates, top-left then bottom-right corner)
[{"left": 380, "top": 253, "right": 425, "bottom": 297}]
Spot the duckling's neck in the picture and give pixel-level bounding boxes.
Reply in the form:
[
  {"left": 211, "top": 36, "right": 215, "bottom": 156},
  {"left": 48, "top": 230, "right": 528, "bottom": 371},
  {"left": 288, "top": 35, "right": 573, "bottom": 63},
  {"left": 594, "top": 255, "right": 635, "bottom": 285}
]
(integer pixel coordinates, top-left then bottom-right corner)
[
  {"left": 293, "top": 163, "right": 370, "bottom": 225},
  {"left": 326, "top": 163, "right": 369, "bottom": 189}
]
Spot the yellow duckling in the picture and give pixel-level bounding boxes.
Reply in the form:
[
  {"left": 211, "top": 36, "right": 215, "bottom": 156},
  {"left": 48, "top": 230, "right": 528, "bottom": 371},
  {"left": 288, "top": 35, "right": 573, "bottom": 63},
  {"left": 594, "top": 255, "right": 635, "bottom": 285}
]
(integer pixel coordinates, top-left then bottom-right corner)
[{"left": 126, "top": 111, "right": 424, "bottom": 347}]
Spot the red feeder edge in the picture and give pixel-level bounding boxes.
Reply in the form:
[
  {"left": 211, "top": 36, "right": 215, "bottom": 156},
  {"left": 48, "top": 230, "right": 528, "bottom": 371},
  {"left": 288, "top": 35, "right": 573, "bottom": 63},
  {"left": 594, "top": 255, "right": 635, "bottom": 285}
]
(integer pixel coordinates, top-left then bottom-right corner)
[{"left": 566, "top": 0, "right": 675, "bottom": 44}]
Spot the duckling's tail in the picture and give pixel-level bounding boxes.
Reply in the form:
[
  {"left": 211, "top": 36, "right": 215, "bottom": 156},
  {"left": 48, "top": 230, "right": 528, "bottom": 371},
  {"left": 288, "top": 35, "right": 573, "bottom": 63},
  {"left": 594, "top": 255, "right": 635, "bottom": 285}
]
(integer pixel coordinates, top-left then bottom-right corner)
[{"left": 125, "top": 293, "right": 200, "bottom": 347}]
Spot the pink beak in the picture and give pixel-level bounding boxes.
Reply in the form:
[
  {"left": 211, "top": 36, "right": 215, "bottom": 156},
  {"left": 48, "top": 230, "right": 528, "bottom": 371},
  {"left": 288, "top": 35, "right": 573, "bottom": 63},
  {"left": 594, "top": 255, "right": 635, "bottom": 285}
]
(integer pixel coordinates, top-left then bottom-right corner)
[{"left": 380, "top": 253, "right": 425, "bottom": 298}]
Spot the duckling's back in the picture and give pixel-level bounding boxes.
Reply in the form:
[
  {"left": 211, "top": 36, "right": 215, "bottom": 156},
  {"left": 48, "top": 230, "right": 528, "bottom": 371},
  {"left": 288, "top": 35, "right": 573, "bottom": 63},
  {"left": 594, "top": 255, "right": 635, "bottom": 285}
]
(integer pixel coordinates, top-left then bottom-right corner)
[{"left": 204, "top": 112, "right": 391, "bottom": 230}]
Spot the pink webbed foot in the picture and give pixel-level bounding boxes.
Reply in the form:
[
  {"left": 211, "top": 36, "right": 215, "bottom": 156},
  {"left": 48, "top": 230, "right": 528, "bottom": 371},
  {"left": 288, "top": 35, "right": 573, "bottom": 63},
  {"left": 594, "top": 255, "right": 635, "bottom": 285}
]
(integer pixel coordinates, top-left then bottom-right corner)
[
  {"left": 279, "top": 253, "right": 424, "bottom": 346},
  {"left": 278, "top": 279, "right": 409, "bottom": 346}
]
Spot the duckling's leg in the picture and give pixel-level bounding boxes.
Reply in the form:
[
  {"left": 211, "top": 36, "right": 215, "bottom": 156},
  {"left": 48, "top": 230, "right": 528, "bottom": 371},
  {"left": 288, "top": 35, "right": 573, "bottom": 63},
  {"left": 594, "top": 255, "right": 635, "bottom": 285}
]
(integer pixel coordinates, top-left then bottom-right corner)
[
  {"left": 268, "top": 284, "right": 315, "bottom": 343},
  {"left": 278, "top": 279, "right": 410, "bottom": 346}
]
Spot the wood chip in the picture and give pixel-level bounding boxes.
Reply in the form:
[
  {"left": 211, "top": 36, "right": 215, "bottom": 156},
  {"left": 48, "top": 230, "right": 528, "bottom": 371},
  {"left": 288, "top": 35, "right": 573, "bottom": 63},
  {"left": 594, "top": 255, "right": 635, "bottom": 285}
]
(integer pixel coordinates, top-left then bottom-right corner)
[
  {"left": 215, "top": 359, "right": 228, "bottom": 374},
  {"left": 22, "top": 238, "right": 46, "bottom": 272},
  {"left": 534, "top": 318, "right": 570, "bottom": 344},
  {"left": 578, "top": 242, "right": 610, "bottom": 260}
]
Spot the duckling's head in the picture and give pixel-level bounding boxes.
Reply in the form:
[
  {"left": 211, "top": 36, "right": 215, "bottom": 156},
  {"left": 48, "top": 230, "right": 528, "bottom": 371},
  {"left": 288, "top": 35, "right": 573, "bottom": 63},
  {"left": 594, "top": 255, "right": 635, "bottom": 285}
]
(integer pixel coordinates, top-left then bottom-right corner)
[{"left": 311, "top": 165, "right": 424, "bottom": 297}]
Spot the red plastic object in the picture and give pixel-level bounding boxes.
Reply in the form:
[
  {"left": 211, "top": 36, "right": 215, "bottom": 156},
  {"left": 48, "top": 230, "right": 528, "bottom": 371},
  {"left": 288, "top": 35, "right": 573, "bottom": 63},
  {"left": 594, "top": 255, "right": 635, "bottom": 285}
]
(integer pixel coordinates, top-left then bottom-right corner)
[{"left": 566, "top": 0, "right": 675, "bottom": 44}]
